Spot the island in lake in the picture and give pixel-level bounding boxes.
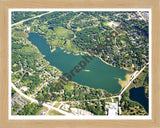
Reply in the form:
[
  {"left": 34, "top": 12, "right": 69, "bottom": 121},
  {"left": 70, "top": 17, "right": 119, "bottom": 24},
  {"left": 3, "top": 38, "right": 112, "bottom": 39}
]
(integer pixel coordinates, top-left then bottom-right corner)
[{"left": 83, "top": 70, "right": 90, "bottom": 72}]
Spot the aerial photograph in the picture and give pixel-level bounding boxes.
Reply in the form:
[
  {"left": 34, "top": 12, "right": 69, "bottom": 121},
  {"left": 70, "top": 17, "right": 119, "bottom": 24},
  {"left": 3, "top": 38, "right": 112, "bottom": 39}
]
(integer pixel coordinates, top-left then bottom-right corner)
[{"left": 10, "top": 9, "right": 150, "bottom": 118}]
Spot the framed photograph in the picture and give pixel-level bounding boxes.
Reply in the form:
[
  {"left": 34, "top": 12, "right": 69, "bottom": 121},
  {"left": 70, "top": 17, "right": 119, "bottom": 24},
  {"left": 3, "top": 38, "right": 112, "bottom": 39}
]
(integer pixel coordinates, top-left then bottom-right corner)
[{"left": 0, "top": 0, "right": 160, "bottom": 128}]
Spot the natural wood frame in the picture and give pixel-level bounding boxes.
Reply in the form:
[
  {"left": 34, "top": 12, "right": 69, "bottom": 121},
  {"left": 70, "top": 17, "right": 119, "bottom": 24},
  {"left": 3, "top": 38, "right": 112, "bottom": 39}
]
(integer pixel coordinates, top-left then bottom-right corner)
[{"left": 0, "top": 0, "right": 160, "bottom": 128}]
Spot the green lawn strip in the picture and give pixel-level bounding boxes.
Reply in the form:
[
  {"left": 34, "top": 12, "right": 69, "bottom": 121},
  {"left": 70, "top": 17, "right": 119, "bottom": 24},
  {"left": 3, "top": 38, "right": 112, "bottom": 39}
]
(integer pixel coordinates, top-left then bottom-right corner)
[
  {"left": 53, "top": 103, "right": 61, "bottom": 108},
  {"left": 47, "top": 109, "right": 64, "bottom": 115}
]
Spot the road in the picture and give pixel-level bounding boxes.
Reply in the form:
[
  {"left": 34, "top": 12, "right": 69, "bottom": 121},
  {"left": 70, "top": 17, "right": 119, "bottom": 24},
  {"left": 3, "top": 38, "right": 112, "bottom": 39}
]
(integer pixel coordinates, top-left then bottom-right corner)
[
  {"left": 59, "top": 95, "right": 121, "bottom": 103},
  {"left": 119, "top": 63, "right": 149, "bottom": 96},
  {"left": 11, "top": 11, "right": 54, "bottom": 27},
  {"left": 11, "top": 83, "right": 73, "bottom": 116},
  {"left": 11, "top": 62, "right": 148, "bottom": 116}
]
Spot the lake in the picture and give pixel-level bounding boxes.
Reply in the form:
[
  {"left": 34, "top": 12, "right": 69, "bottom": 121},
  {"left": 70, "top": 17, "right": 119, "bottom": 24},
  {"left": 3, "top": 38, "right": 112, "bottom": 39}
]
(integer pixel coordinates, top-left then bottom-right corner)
[
  {"left": 129, "top": 87, "right": 148, "bottom": 113},
  {"left": 28, "top": 33, "right": 129, "bottom": 94}
]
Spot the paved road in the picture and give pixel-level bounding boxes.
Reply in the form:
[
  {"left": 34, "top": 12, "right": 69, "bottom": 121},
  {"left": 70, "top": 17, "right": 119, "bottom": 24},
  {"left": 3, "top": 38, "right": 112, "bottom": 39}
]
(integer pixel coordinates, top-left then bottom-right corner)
[
  {"left": 11, "top": 83, "right": 73, "bottom": 116},
  {"left": 60, "top": 95, "right": 121, "bottom": 103},
  {"left": 11, "top": 11, "right": 54, "bottom": 27},
  {"left": 119, "top": 63, "right": 149, "bottom": 95}
]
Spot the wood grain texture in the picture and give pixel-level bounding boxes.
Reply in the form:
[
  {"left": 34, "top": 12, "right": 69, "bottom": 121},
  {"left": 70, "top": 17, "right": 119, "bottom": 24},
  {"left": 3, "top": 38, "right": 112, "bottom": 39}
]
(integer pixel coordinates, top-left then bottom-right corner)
[{"left": 0, "top": 0, "right": 160, "bottom": 128}]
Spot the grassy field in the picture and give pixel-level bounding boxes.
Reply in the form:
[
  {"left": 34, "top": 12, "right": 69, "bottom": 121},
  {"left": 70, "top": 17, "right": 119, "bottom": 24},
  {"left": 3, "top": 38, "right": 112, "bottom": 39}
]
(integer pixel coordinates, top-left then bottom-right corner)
[
  {"left": 54, "top": 26, "right": 74, "bottom": 40},
  {"left": 47, "top": 110, "right": 64, "bottom": 115},
  {"left": 47, "top": 26, "right": 79, "bottom": 54},
  {"left": 20, "top": 45, "right": 40, "bottom": 55},
  {"left": 54, "top": 103, "right": 61, "bottom": 108},
  {"left": 64, "top": 82, "right": 74, "bottom": 90},
  {"left": 12, "top": 31, "right": 28, "bottom": 38}
]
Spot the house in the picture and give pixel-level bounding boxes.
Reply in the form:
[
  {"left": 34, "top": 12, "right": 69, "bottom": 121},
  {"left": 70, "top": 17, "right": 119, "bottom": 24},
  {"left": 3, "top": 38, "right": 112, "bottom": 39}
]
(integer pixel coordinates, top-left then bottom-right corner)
[
  {"left": 105, "top": 58, "right": 109, "bottom": 61},
  {"left": 21, "top": 86, "right": 29, "bottom": 92}
]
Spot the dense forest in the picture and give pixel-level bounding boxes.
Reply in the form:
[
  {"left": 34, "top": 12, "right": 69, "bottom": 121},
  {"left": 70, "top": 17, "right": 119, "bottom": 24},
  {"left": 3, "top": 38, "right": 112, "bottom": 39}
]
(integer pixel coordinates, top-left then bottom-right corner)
[
  {"left": 18, "top": 103, "right": 42, "bottom": 115},
  {"left": 11, "top": 11, "right": 47, "bottom": 24},
  {"left": 20, "top": 11, "right": 149, "bottom": 71}
]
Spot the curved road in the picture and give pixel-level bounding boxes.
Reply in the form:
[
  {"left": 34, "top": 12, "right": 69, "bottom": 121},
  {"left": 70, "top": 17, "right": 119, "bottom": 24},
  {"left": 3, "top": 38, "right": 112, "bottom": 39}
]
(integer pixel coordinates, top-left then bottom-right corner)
[{"left": 11, "top": 83, "right": 73, "bottom": 116}]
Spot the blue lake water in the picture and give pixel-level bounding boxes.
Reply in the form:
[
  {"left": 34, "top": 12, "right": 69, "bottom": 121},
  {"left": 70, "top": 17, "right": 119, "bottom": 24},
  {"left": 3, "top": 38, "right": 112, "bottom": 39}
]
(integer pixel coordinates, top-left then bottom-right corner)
[
  {"left": 28, "top": 33, "right": 129, "bottom": 94},
  {"left": 129, "top": 87, "right": 148, "bottom": 113}
]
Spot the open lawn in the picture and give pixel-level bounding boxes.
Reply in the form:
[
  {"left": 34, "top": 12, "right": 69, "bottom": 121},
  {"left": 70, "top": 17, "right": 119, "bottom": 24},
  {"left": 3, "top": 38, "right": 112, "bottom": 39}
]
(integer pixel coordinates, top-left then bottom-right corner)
[
  {"left": 21, "top": 45, "right": 38, "bottom": 54},
  {"left": 54, "top": 103, "right": 61, "bottom": 108},
  {"left": 54, "top": 26, "right": 74, "bottom": 40},
  {"left": 47, "top": 110, "right": 64, "bottom": 115}
]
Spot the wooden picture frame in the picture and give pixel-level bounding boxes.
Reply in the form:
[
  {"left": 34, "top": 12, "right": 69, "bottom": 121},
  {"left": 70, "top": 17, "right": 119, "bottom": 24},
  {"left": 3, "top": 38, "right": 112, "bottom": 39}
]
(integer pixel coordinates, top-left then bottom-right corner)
[{"left": 0, "top": 0, "right": 160, "bottom": 127}]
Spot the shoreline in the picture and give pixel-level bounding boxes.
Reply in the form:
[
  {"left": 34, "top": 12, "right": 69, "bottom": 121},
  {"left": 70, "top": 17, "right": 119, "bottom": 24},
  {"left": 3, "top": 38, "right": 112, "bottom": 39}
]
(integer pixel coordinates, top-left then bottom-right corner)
[
  {"left": 95, "top": 55, "right": 114, "bottom": 67},
  {"left": 49, "top": 46, "right": 133, "bottom": 91},
  {"left": 50, "top": 46, "right": 132, "bottom": 73},
  {"left": 50, "top": 46, "right": 56, "bottom": 52},
  {"left": 118, "top": 73, "right": 132, "bottom": 89},
  {"left": 86, "top": 51, "right": 132, "bottom": 72}
]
